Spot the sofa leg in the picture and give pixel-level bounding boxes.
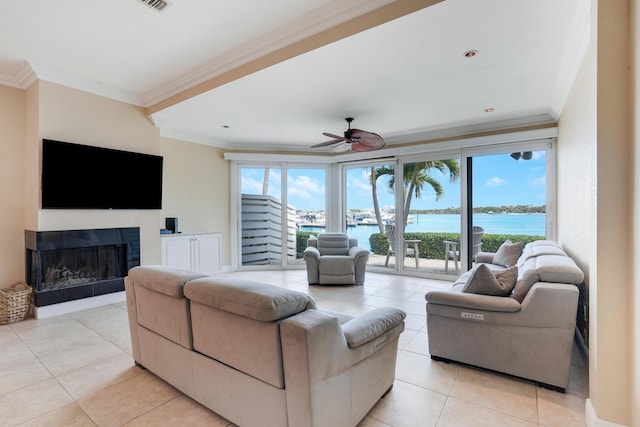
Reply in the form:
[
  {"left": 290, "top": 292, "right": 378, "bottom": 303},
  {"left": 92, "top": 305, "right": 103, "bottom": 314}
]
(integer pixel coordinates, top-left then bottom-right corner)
[{"left": 381, "top": 384, "right": 393, "bottom": 398}]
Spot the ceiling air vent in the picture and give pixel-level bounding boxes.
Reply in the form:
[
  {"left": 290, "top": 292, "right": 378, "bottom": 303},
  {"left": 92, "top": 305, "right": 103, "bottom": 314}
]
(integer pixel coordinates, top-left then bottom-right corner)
[{"left": 137, "top": 0, "right": 170, "bottom": 12}]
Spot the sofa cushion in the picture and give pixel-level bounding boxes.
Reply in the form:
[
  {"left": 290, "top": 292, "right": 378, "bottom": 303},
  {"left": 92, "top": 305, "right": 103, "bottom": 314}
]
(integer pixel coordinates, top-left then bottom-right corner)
[
  {"left": 517, "top": 241, "right": 567, "bottom": 268},
  {"left": 184, "top": 277, "right": 316, "bottom": 322},
  {"left": 493, "top": 240, "right": 524, "bottom": 267},
  {"left": 461, "top": 264, "right": 518, "bottom": 296},
  {"left": 317, "top": 233, "right": 350, "bottom": 255},
  {"left": 532, "top": 254, "right": 584, "bottom": 284},
  {"left": 129, "top": 265, "right": 208, "bottom": 298}
]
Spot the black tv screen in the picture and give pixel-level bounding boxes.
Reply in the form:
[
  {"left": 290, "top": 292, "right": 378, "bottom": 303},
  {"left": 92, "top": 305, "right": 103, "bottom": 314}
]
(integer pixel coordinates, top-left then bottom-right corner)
[{"left": 42, "top": 139, "right": 163, "bottom": 209}]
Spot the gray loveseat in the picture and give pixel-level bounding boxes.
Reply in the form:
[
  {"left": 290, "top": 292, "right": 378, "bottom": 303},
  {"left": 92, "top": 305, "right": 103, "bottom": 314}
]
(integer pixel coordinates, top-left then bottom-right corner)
[
  {"left": 425, "top": 240, "right": 584, "bottom": 391},
  {"left": 125, "top": 265, "right": 405, "bottom": 427}
]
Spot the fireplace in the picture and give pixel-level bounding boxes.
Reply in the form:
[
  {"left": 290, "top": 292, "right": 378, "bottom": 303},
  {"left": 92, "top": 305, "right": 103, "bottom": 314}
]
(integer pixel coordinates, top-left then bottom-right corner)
[{"left": 25, "top": 227, "right": 140, "bottom": 306}]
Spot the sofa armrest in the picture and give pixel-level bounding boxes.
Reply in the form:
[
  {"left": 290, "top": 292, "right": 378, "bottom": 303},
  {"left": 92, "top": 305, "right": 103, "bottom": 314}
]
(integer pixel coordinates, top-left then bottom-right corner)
[
  {"left": 425, "top": 290, "right": 521, "bottom": 312},
  {"left": 281, "top": 308, "right": 404, "bottom": 381},
  {"left": 348, "top": 246, "right": 369, "bottom": 260},
  {"left": 303, "top": 246, "right": 320, "bottom": 261},
  {"left": 427, "top": 283, "right": 579, "bottom": 328},
  {"left": 475, "top": 251, "right": 496, "bottom": 264},
  {"left": 342, "top": 307, "right": 405, "bottom": 348},
  {"left": 517, "top": 282, "right": 579, "bottom": 328},
  {"left": 282, "top": 308, "right": 403, "bottom": 427}
]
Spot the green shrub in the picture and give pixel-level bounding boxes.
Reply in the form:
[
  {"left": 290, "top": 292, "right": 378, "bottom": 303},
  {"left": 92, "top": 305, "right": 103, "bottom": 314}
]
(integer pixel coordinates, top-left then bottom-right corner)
[
  {"left": 369, "top": 232, "right": 544, "bottom": 258},
  {"left": 296, "top": 231, "right": 317, "bottom": 256}
]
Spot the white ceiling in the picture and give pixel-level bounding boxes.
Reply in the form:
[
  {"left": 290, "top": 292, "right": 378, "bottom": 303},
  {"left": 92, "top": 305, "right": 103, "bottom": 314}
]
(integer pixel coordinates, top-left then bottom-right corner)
[{"left": 0, "top": 0, "right": 589, "bottom": 152}]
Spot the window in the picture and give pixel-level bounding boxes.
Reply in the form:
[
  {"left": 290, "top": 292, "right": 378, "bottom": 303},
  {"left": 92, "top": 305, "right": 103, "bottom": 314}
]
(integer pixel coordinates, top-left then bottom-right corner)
[
  {"left": 343, "top": 162, "right": 396, "bottom": 270},
  {"left": 238, "top": 164, "right": 327, "bottom": 268},
  {"left": 227, "top": 131, "right": 555, "bottom": 275}
]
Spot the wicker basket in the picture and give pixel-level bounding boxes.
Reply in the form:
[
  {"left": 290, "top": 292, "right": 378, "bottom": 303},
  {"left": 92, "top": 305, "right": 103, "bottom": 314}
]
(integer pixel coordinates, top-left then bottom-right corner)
[{"left": 0, "top": 282, "right": 33, "bottom": 325}]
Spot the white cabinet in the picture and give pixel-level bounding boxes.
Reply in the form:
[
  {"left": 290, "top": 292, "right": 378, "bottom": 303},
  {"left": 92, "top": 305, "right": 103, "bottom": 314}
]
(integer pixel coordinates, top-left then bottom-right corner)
[{"left": 161, "top": 233, "right": 221, "bottom": 274}]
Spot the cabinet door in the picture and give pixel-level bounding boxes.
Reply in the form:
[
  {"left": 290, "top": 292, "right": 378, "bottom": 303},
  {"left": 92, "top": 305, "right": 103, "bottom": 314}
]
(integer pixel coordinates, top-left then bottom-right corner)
[
  {"left": 194, "top": 234, "right": 221, "bottom": 274},
  {"left": 161, "top": 236, "right": 193, "bottom": 270}
]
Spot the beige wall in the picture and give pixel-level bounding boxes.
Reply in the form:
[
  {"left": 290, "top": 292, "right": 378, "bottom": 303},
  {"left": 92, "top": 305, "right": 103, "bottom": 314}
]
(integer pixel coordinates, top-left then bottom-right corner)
[
  {"left": 0, "top": 81, "right": 230, "bottom": 275},
  {"left": 0, "top": 85, "right": 26, "bottom": 285},
  {"left": 160, "top": 136, "right": 230, "bottom": 266},
  {"left": 559, "top": 1, "right": 635, "bottom": 425},
  {"left": 632, "top": 0, "right": 640, "bottom": 424},
  {"left": 593, "top": 1, "right": 632, "bottom": 424}
]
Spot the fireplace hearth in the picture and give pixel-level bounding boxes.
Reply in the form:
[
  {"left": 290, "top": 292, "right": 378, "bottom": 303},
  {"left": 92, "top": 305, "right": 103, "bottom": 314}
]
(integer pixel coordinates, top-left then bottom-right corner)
[{"left": 25, "top": 227, "right": 140, "bottom": 306}]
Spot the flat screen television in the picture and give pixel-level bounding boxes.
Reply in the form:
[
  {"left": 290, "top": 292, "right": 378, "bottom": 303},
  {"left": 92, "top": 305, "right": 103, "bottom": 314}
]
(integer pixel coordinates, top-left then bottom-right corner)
[{"left": 41, "top": 139, "right": 163, "bottom": 209}]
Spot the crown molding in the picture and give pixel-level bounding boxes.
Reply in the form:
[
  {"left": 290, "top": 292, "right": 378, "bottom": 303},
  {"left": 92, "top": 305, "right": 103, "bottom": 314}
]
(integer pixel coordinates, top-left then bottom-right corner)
[
  {"left": 163, "top": 113, "right": 557, "bottom": 156},
  {"left": 28, "top": 63, "right": 144, "bottom": 106},
  {"left": 383, "top": 113, "right": 557, "bottom": 145},
  {"left": 550, "top": 0, "right": 591, "bottom": 120},
  {"left": 0, "top": 61, "right": 145, "bottom": 105},
  {"left": 223, "top": 127, "right": 559, "bottom": 164},
  {"left": 0, "top": 62, "right": 37, "bottom": 89}
]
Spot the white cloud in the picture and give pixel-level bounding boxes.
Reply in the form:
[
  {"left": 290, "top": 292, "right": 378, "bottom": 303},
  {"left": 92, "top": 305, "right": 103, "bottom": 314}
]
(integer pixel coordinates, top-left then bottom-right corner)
[
  {"left": 288, "top": 175, "right": 324, "bottom": 200},
  {"left": 241, "top": 176, "right": 263, "bottom": 193},
  {"left": 530, "top": 174, "right": 546, "bottom": 187},
  {"left": 486, "top": 176, "right": 506, "bottom": 187}
]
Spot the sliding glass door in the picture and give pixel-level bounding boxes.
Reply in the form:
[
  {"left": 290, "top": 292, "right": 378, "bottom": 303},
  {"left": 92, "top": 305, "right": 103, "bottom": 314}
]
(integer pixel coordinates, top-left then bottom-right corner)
[
  {"left": 230, "top": 136, "right": 554, "bottom": 274},
  {"left": 239, "top": 166, "right": 284, "bottom": 267},
  {"left": 466, "top": 146, "right": 549, "bottom": 271},
  {"left": 398, "top": 156, "right": 462, "bottom": 275},
  {"left": 239, "top": 165, "right": 326, "bottom": 268},
  {"left": 343, "top": 162, "right": 396, "bottom": 270},
  {"left": 287, "top": 167, "right": 326, "bottom": 265}
]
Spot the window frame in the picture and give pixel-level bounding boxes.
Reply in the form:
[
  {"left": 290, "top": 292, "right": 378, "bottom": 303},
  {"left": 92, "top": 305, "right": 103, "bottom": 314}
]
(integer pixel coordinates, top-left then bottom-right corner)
[{"left": 227, "top": 129, "right": 557, "bottom": 274}]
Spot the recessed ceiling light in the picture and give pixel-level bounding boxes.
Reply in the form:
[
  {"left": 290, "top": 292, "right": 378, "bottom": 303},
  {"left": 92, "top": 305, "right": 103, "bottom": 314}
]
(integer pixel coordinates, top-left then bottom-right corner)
[
  {"left": 485, "top": 107, "right": 495, "bottom": 113},
  {"left": 463, "top": 50, "right": 478, "bottom": 58}
]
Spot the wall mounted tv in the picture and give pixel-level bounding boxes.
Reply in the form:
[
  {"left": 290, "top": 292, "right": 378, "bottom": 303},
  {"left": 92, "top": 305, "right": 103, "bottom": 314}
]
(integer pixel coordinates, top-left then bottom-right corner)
[{"left": 41, "top": 139, "right": 163, "bottom": 209}]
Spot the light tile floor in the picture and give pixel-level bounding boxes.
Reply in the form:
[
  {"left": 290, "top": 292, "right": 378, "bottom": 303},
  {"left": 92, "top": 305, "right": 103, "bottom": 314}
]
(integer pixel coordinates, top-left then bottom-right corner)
[{"left": 0, "top": 270, "right": 588, "bottom": 426}]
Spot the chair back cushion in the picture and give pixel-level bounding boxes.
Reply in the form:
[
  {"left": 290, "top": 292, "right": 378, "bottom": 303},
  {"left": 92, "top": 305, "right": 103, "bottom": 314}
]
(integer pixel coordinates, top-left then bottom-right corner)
[{"left": 317, "top": 233, "right": 351, "bottom": 255}]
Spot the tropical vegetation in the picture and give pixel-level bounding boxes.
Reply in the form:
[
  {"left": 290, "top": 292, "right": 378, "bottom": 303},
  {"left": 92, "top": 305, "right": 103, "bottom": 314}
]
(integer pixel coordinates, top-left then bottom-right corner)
[{"left": 369, "top": 160, "right": 461, "bottom": 233}]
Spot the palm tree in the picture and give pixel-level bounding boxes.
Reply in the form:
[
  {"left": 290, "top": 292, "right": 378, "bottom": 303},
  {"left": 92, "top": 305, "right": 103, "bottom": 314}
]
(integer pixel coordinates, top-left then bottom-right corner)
[{"left": 369, "top": 160, "right": 460, "bottom": 232}]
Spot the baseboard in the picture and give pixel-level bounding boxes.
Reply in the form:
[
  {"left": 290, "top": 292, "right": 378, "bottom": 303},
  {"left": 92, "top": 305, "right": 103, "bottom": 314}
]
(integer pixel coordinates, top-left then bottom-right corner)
[
  {"left": 33, "top": 291, "right": 126, "bottom": 319},
  {"left": 585, "top": 399, "right": 629, "bottom": 427}
]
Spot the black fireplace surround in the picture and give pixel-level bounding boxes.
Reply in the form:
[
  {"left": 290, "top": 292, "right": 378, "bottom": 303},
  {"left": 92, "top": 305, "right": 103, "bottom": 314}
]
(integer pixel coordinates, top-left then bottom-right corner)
[{"left": 25, "top": 227, "right": 140, "bottom": 306}]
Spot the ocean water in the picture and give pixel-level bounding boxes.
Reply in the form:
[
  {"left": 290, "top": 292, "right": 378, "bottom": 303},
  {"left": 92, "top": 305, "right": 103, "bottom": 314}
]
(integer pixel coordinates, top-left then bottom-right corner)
[{"left": 302, "top": 213, "right": 546, "bottom": 250}]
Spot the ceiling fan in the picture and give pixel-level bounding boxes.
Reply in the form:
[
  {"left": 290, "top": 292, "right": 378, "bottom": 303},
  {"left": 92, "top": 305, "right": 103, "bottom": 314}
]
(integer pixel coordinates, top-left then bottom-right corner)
[{"left": 311, "top": 118, "right": 385, "bottom": 152}]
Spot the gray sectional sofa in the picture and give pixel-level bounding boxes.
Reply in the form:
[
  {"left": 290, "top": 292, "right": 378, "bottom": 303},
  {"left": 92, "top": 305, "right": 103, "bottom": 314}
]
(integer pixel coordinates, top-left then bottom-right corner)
[
  {"left": 125, "top": 265, "right": 405, "bottom": 427},
  {"left": 425, "top": 240, "right": 584, "bottom": 391}
]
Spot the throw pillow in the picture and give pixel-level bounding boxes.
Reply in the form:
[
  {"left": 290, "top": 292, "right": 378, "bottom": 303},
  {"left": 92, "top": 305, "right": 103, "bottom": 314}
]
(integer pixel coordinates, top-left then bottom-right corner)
[
  {"left": 493, "top": 240, "right": 524, "bottom": 267},
  {"left": 462, "top": 264, "right": 518, "bottom": 296},
  {"left": 510, "top": 273, "right": 540, "bottom": 303}
]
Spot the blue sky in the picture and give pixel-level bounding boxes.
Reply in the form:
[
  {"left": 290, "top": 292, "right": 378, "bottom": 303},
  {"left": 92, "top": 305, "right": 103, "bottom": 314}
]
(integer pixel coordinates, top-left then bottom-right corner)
[{"left": 240, "top": 150, "right": 546, "bottom": 211}]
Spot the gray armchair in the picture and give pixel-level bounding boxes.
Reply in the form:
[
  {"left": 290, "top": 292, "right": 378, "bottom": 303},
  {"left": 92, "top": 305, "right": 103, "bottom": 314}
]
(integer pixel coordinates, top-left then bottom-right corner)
[{"left": 304, "top": 232, "right": 369, "bottom": 285}]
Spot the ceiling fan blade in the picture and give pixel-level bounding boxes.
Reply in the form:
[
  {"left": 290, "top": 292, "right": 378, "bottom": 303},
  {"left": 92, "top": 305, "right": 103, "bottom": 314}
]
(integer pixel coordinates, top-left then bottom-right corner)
[
  {"left": 311, "top": 139, "right": 341, "bottom": 148},
  {"left": 351, "top": 141, "right": 383, "bottom": 152},
  {"left": 332, "top": 142, "right": 351, "bottom": 152},
  {"left": 322, "top": 132, "right": 352, "bottom": 143},
  {"left": 349, "top": 129, "right": 385, "bottom": 148}
]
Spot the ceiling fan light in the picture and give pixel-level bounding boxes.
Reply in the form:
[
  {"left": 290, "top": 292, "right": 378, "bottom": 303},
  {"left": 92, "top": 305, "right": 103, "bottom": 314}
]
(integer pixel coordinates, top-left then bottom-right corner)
[{"left": 510, "top": 152, "right": 521, "bottom": 160}]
